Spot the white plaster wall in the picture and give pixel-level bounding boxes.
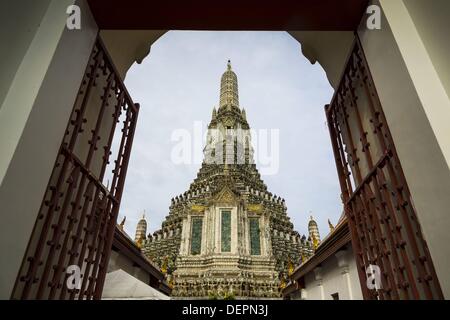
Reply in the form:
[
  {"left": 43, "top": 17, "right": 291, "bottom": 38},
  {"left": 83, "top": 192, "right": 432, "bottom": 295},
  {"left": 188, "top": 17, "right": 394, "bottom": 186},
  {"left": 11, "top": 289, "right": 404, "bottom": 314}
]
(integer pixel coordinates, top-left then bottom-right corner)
[
  {"left": 107, "top": 250, "right": 150, "bottom": 284},
  {"left": 402, "top": 0, "right": 450, "bottom": 99},
  {"left": 0, "top": 0, "right": 76, "bottom": 185},
  {"left": 0, "top": 0, "right": 51, "bottom": 107},
  {"left": 348, "top": 252, "right": 363, "bottom": 299},
  {"left": 302, "top": 247, "right": 363, "bottom": 300},
  {"left": 0, "top": 0, "right": 98, "bottom": 298}
]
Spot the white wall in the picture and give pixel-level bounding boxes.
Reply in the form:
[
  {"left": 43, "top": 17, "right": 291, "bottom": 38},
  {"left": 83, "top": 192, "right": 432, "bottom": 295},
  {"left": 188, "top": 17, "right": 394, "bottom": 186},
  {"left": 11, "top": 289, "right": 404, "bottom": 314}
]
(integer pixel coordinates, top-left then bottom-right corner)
[
  {"left": 0, "top": 0, "right": 75, "bottom": 185},
  {"left": 298, "top": 246, "right": 363, "bottom": 300},
  {"left": 402, "top": 0, "right": 450, "bottom": 100},
  {"left": 0, "top": 0, "right": 51, "bottom": 107},
  {"left": 108, "top": 250, "right": 151, "bottom": 284}
]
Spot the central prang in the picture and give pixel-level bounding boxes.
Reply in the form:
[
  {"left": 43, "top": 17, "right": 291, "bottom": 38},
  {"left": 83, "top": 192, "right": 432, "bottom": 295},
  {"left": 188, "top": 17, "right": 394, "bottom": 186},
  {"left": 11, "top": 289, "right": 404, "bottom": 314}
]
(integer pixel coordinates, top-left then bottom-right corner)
[{"left": 137, "top": 61, "right": 318, "bottom": 299}]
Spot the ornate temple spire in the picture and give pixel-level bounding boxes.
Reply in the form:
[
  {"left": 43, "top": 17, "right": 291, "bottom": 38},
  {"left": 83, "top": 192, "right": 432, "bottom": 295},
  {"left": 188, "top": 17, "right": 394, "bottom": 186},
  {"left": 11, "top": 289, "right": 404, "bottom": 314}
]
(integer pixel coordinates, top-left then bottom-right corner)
[
  {"left": 219, "top": 60, "right": 239, "bottom": 109},
  {"left": 308, "top": 215, "right": 321, "bottom": 243},
  {"left": 135, "top": 211, "right": 147, "bottom": 246}
]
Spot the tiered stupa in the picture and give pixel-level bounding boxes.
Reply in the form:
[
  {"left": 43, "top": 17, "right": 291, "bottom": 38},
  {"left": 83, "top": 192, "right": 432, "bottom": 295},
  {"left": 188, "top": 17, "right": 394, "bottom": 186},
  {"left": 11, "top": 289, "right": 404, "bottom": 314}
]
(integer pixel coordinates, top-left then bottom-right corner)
[{"left": 140, "top": 61, "right": 316, "bottom": 298}]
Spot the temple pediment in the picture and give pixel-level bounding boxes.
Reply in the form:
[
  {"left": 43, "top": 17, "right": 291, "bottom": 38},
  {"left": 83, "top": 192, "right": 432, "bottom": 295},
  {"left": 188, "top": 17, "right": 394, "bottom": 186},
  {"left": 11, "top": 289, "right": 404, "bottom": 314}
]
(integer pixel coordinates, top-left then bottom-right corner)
[{"left": 214, "top": 186, "right": 238, "bottom": 205}]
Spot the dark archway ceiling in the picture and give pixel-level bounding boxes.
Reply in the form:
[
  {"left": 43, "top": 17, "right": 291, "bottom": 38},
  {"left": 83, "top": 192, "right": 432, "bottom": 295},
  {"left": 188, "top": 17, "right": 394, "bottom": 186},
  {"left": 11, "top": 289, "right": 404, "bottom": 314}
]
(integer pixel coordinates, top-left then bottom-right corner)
[{"left": 87, "top": 0, "right": 369, "bottom": 31}]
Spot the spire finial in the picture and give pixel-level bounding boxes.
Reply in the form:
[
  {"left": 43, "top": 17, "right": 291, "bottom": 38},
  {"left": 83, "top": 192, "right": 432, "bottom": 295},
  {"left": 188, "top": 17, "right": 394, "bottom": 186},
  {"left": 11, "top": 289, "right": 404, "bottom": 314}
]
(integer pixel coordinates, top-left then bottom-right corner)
[{"left": 227, "top": 59, "right": 231, "bottom": 70}]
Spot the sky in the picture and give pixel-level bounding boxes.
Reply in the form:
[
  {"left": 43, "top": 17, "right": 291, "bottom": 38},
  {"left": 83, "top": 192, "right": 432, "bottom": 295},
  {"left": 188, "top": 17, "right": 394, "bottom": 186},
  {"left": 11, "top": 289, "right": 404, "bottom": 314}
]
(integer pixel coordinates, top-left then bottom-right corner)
[{"left": 118, "top": 31, "right": 341, "bottom": 239}]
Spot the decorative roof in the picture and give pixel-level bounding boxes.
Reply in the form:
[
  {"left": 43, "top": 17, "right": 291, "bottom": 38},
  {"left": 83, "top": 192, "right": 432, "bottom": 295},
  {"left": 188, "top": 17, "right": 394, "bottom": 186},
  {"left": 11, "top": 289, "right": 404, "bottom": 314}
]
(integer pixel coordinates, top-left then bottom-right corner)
[{"left": 102, "top": 269, "right": 171, "bottom": 300}]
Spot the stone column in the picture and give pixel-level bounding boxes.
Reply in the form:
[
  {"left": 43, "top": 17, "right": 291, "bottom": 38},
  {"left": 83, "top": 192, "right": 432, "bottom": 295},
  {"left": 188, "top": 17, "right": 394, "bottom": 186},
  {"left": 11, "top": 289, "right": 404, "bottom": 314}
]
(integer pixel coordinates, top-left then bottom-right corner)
[
  {"left": 335, "top": 249, "right": 353, "bottom": 299},
  {"left": 204, "top": 207, "right": 212, "bottom": 255},
  {"left": 201, "top": 213, "right": 207, "bottom": 255},
  {"left": 314, "top": 267, "right": 325, "bottom": 300},
  {"left": 231, "top": 207, "right": 238, "bottom": 254},
  {"left": 261, "top": 213, "right": 270, "bottom": 256},
  {"left": 244, "top": 211, "right": 250, "bottom": 255},
  {"left": 180, "top": 217, "right": 190, "bottom": 255},
  {"left": 214, "top": 207, "right": 220, "bottom": 254}
]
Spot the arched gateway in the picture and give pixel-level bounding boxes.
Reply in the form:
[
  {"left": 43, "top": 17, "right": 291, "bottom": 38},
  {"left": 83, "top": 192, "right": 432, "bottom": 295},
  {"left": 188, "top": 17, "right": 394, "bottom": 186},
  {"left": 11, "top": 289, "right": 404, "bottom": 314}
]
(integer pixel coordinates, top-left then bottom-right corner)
[{"left": 1, "top": 0, "right": 449, "bottom": 300}]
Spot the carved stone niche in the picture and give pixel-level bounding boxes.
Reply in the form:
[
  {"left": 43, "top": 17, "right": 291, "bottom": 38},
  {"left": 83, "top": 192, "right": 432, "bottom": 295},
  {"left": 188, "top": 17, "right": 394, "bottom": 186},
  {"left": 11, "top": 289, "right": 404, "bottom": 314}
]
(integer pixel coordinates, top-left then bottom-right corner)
[
  {"left": 313, "top": 266, "right": 323, "bottom": 282},
  {"left": 334, "top": 249, "right": 349, "bottom": 274}
]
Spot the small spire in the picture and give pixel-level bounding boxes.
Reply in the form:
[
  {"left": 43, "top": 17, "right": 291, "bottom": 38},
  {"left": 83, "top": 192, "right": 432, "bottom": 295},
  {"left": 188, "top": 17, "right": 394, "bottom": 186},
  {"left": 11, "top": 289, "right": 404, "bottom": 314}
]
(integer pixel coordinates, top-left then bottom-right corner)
[
  {"left": 119, "top": 216, "right": 126, "bottom": 230},
  {"left": 308, "top": 213, "right": 320, "bottom": 243},
  {"left": 212, "top": 107, "right": 217, "bottom": 119},
  {"left": 328, "top": 219, "right": 335, "bottom": 232},
  {"left": 135, "top": 211, "right": 147, "bottom": 244},
  {"left": 219, "top": 60, "right": 239, "bottom": 108}
]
